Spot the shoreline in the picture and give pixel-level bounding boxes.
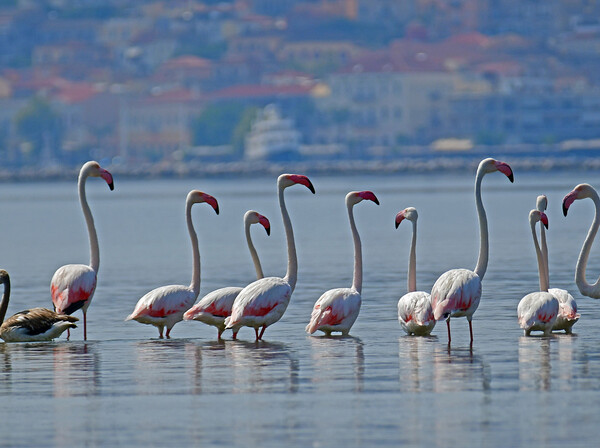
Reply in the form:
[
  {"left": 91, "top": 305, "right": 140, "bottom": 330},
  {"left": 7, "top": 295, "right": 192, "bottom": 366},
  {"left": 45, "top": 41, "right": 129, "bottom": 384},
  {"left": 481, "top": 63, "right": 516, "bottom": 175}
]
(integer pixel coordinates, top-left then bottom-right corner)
[{"left": 0, "top": 155, "right": 597, "bottom": 182}]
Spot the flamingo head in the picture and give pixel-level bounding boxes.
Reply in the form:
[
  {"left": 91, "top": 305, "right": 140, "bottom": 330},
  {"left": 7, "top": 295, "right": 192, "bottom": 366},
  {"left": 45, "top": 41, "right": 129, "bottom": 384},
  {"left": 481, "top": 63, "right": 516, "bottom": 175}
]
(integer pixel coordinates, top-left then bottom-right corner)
[
  {"left": 563, "top": 183, "right": 596, "bottom": 216},
  {"left": 244, "top": 210, "right": 271, "bottom": 236},
  {"left": 536, "top": 195, "right": 547, "bottom": 212},
  {"left": 530, "top": 209, "right": 549, "bottom": 229},
  {"left": 188, "top": 190, "right": 219, "bottom": 214},
  {"left": 83, "top": 161, "right": 114, "bottom": 190},
  {"left": 479, "top": 158, "right": 514, "bottom": 183},
  {"left": 278, "top": 174, "right": 315, "bottom": 194},
  {"left": 395, "top": 207, "right": 417, "bottom": 229},
  {"left": 347, "top": 190, "right": 379, "bottom": 206}
]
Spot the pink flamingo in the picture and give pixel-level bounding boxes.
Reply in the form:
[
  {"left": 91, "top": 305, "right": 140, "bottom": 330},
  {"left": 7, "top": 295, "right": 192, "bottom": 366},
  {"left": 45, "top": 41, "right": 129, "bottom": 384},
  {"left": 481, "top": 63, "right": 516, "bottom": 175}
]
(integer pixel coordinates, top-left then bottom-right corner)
[
  {"left": 1, "top": 270, "right": 78, "bottom": 342},
  {"left": 562, "top": 183, "right": 600, "bottom": 299},
  {"left": 536, "top": 195, "right": 580, "bottom": 333},
  {"left": 183, "top": 210, "right": 271, "bottom": 340},
  {"left": 395, "top": 207, "right": 436, "bottom": 336},
  {"left": 517, "top": 209, "right": 559, "bottom": 336},
  {"left": 126, "top": 190, "right": 219, "bottom": 338},
  {"left": 431, "top": 158, "right": 514, "bottom": 344},
  {"left": 51, "top": 161, "right": 114, "bottom": 340},
  {"left": 224, "top": 174, "right": 315, "bottom": 341},
  {"left": 306, "top": 191, "right": 379, "bottom": 336}
]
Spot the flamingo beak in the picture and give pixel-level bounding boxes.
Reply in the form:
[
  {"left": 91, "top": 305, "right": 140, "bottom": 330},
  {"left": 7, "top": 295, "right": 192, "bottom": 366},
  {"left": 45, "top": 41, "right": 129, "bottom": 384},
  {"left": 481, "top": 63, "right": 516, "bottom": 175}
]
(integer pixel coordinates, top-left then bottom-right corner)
[
  {"left": 540, "top": 212, "right": 549, "bottom": 229},
  {"left": 562, "top": 190, "right": 578, "bottom": 217},
  {"left": 258, "top": 215, "right": 271, "bottom": 236},
  {"left": 100, "top": 170, "right": 114, "bottom": 191},
  {"left": 288, "top": 174, "right": 315, "bottom": 194},
  {"left": 495, "top": 161, "right": 514, "bottom": 183},
  {"left": 395, "top": 211, "right": 406, "bottom": 229},
  {"left": 357, "top": 191, "right": 379, "bottom": 205},
  {"left": 203, "top": 194, "right": 219, "bottom": 214}
]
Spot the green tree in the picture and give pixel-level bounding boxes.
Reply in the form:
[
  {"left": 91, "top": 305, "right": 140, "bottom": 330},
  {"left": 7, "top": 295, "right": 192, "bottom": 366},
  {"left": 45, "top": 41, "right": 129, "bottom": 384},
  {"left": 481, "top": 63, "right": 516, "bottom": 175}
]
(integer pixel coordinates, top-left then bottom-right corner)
[
  {"left": 192, "top": 103, "right": 256, "bottom": 152},
  {"left": 15, "top": 96, "right": 63, "bottom": 163}
]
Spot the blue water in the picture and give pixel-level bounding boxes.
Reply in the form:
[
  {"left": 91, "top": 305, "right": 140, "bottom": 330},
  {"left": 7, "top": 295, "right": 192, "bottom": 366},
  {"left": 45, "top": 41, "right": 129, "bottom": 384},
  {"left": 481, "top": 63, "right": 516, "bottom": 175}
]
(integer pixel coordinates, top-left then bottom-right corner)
[{"left": 1, "top": 170, "right": 600, "bottom": 446}]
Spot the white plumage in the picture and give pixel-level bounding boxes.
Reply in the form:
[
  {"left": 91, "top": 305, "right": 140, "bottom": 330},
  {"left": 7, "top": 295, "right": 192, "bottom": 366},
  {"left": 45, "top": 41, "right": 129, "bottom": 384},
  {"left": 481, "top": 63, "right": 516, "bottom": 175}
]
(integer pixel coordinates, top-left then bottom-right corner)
[
  {"left": 183, "top": 211, "right": 270, "bottom": 339},
  {"left": 306, "top": 191, "right": 379, "bottom": 336},
  {"left": 225, "top": 174, "right": 315, "bottom": 341},
  {"left": 395, "top": 207, "right": 435, "bottom": 336},
  {"left": 126, "top": 190, "right": 219, "bottom": 338},
  {"left": 517, "top": 209, "right": 559, "bottom": 336}
]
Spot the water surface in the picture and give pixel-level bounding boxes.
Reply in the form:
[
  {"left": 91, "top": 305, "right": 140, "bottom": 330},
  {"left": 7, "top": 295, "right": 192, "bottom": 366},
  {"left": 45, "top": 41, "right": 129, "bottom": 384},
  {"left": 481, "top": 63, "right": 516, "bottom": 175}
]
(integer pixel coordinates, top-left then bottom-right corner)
[{"left": 1, "top": 170, "right": 600, "bottom": 446}]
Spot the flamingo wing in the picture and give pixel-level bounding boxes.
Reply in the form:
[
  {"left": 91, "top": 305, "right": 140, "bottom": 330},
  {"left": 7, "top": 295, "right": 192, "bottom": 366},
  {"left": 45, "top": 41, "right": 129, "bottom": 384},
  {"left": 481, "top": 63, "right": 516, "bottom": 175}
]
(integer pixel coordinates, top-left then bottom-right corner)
[
  {"left": 398, "top": 291, "right": 434, "bottom": 326},
  {"left": 226, "top": 277, "right": 291, "bottom": 327},
  {"left": 431, "top": 269, "right": 481, "bottom": 320},
  {"left": 549, "top": 288, "right": 580, "bottom": 321},
  {"left": 51, "top": 264, "right": 97, "bottom": 314},
  {"left": 184, "top": 286, "right": 242, "bottom": 320},
  {"left": 306, "top": 288, "right": 361, "bottom": 334},
  {"left": 127, "top": 285, "right": 196, "bottom": 320},
  {"left": 518, "top": 292, "right": 559, "bottom": 329}
]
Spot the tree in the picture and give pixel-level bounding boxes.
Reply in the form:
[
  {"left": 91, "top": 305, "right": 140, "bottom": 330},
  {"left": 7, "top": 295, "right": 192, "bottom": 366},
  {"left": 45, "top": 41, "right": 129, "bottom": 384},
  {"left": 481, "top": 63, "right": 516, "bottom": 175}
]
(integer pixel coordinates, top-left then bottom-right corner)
[
  {"left": 15, "top": 96, "right": 63, "bottom": 164},
  {"left": 192, "top": 103, "right": 257, "bottom": 156}
]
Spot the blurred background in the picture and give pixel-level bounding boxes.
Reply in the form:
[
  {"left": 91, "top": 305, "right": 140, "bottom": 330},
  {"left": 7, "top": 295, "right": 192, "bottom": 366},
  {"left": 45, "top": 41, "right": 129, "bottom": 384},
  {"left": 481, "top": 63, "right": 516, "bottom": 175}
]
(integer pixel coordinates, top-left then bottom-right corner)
[{"left": 1, "top": 0, "right": 599, "bottom": 177}]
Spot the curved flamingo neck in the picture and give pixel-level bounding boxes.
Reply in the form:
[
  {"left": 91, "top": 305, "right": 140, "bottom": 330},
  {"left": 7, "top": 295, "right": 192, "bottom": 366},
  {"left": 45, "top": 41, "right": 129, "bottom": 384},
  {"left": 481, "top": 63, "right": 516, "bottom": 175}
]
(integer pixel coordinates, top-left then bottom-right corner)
[
  {"left": 186, "top": 199, "right": 201, "bottom": 297},
  {"left": 0, "top": 279, "right": 10, "bottom": 325},
  {"left": 279, "top": 183, "right": 298, "bottom": 291},
  {"left": 407, "top": 220, "right": 417, "bottom": 292},
  {"left": 347, "top": 200, "right": 363, "bottom": 293},
  {"left": 531, "top": 217, "right": 549, "bottom": 292},
  {"left": 473, "top": 166, "right": 490, "bottom": 280},
  {"left": 576, "top": 191, "right": 600, "bottom": 296},
  {"left": 78, "top": 167, "right": 99, "bottom": 273},
  {"left": 245, "top": 219, "right": 264, "bottom": 279}
]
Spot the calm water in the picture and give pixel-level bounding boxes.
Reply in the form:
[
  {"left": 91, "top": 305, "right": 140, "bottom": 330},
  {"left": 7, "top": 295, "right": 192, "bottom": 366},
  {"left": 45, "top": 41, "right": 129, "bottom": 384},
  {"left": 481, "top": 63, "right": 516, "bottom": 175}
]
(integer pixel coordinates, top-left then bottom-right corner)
[{"left": 1, "top": 170, "right": 600, "bottom": 446}]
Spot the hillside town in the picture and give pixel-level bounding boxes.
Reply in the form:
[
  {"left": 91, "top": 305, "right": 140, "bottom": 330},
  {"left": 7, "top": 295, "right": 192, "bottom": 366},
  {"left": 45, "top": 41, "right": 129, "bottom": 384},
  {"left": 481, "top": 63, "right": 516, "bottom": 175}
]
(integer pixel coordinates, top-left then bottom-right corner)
[{"left": 1, "top": 0, "right": 600, "bottom": 174}]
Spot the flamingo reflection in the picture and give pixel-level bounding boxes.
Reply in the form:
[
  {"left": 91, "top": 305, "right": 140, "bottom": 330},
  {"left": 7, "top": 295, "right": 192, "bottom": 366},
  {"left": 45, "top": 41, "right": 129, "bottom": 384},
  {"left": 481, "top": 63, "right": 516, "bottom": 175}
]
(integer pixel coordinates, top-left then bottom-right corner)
[
  {"left": 432, "top": 344, "right": 491, "bottom": 392},
  {"left": 518, "top": 336, "right": 552, "bottom": 391},
  {"left": 398, "top": 336, "right": 437, "bottom": 392},
  {"left": 308, "top": 335, "right": 364, "bottom": 393},
  {"left": 52, "top": 342, "right": 100, "bottom": 397}
]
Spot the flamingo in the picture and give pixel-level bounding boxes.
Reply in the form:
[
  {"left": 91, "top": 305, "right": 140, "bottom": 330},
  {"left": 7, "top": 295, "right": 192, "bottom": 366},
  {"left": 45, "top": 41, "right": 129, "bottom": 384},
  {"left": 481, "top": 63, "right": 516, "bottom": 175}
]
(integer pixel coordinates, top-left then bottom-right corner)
[
  {"left": 224, "top": 174, "right": 315, "bottom": 341},
  {"left": 183, "top": 210, "right": 271, "bottom": 340},
  {"left": 562, "top": 183, "right": 600, "bottom": 299},
  {"left": 51, "top": 161, "right": 114, "bottom": 341},
  {"left": 0, "top": 270, "right": 78, "bottom": 342},
  {"left": 517, "top": 210, "right": 559, "bottom": 336},
  {"left": 430, "top": 158, "right": 514, "bottom": 344},
  {"left": 395, "top": 207, "right": 436, "bottom": 336},
  {"left": 536, "top": 195, "right": 580, "bottom": 333},
  {"left": 126, "top": 190, "right": 219, "bottom": 338},
  {"left": 306, "top": 191, "right": 379, "bottom": 336}
]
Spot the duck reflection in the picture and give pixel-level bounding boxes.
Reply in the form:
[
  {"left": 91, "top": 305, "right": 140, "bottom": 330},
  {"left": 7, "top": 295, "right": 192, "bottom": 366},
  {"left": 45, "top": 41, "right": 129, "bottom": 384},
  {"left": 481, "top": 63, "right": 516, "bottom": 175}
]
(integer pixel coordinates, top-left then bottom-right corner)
[
  {"left": 52, "top": 342, "right": 100, "bottom": 397},
  {"left": 518, "top": 336, "right": 552, "bottom": 391},
  {"left": 192, "top": 339, "right": 299, "bottom": 394},
  {"left": 398, "top": 336, "right": 437, "bottom": 392},
  {"left": 309, "top": 335, "right": 364, "bottom": 393},
  {"left": 431, "top": 344, "right": 491, "bottom": 392}
]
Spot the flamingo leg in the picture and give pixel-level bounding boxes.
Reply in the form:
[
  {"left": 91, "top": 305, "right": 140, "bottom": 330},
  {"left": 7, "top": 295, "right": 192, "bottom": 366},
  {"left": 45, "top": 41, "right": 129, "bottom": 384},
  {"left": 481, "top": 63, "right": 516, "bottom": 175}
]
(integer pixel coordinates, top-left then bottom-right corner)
[
  {"left": 254, "top": 327, "right": 259, "bottom": 341},
  {"left": 258, "top": 325, "right": 266, "bottom": 340},
  {"left": 67, "top": 328, "right": 70, "bottom": 340},
  {"left": 166, "top": 328, "right": 172, "bottom": 339},
  {"left": 232, "top": 330, "right": 238, "bottom": 340},
  {"left": 159, "top": 327, "right": 164, "bottom": 338},
  {"left": 217, "top": 328, "right": 223, "bottom": 340},
  {"left": 83, "top": 312, "right": 87, "bottom": 341},
  {"left": 446, "top": 319, "right": 451, "bottom": 344},
  {"left": 469, "top": 319, "right": 473, "bottom": 344}
]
